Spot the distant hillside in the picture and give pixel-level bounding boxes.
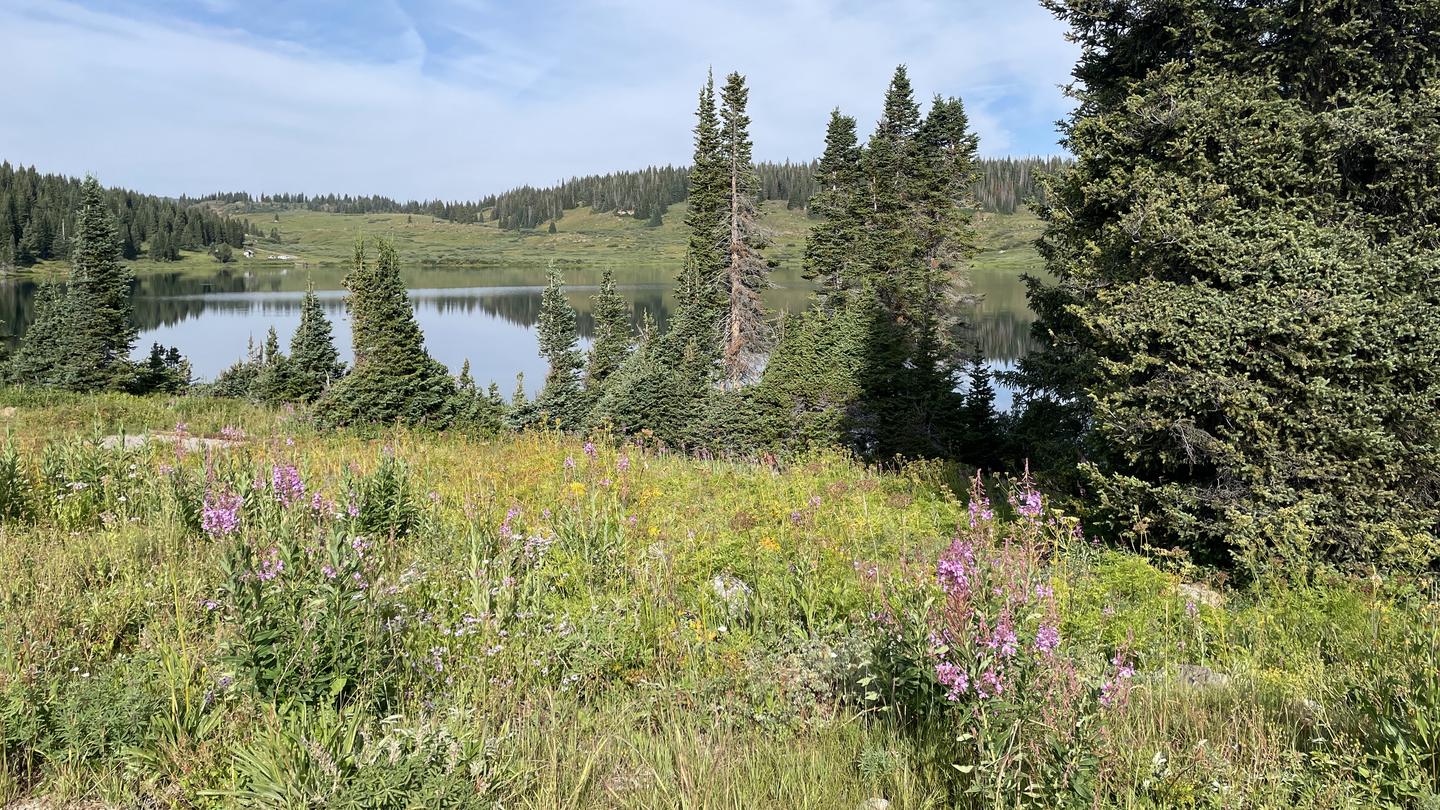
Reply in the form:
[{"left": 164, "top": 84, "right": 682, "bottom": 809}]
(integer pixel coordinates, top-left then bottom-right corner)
[
  {"left": 201, "top": 156, "right": 1071, "bottom": 232},
  {"left": 0, "top": 162, "right": 258, "bottom": 271}
]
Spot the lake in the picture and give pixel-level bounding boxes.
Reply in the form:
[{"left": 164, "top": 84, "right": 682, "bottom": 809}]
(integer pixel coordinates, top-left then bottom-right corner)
[{"left": 0, "top": 261, "right": 1037, "bottom": 407}]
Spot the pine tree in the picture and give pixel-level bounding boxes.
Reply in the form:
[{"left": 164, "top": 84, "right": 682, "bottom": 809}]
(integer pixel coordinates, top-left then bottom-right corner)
[
  {"left": 289, "top": 282, "right": 345, "bottom": 402},
  {"left": 535, "top": 263, "right": 585, "bottom": 427},
  {"left": 319, "top": 238, "right": 457, "bottom": 426},
  {"left": 717, "top": 71, "right": 771, "bottom": 389},
  {"left": 1019, "top": 0, "right": 1440, "bottom": 566},
  {"left": 584, "top": 267, "right": 633, "bottom": 397},
  {"left": 54, "top": 176, "right": 136, "bottom": 391}
]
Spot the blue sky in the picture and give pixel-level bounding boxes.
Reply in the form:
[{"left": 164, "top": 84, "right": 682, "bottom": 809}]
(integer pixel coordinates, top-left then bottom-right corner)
[{"left": 0, "top": 0, "right": 1077, "bottom": 200}]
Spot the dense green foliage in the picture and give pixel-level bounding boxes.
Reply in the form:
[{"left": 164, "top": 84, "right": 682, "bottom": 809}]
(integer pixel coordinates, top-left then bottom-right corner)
[
  {"left": 318, "top": 240, "right": 458, "bottom": 427},
  {"left": 0, "top": 162, "right": 251, "bottom": 269},
  {"left": 1015, "top": 0, "right": 1440, "bottom": 569}
]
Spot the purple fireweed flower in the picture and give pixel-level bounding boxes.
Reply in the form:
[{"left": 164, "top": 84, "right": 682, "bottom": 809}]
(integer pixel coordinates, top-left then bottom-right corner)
[
  {"left": 936, "top": 539, "right": 976, "bottom": 594},
  {"left": 1014, "top": 487, "right": 1043, "bottom": 519},
  {"left": 1185, "top": 600, "right": 1199, "bottom": 620},
  {"left": 175, "top": 422, "right": 189, "bottom": 435},
  {"left": 271, "top": 464, "right": 305, "bottom": 506},
  {"left": 617, "top": 456, "right": 630, "bottom": 472},
  {"left": 256, "top": 548, "right": 284, "bottom": 582},
  {"left": 968, "top": 496, "right": 995, "bottom": 528},
  {"left": 321, "top": 564, "right": 337, "bottom": 579},
  {"left": 985, "top": 619, "right": 1019, "bottom": 658},
  {"left": 583, "top": 442, "right": 597, "bottom": 459},
  {"left": 976, "top": 669, "right": 1005, "bottom": 698},
  {"left": 564, "top": 456, "right": 576, "bottom": 470},
  {"left": 1099, "top": 652, "right": 1136, "bottom": 709},
  {"left": 201, "top": 491, "right": 243, "bottom": 538},
  {"left": 219, "top": 426, "right": 245, "bottom": 441},
  {"left": 1035, "top": 624, "right": 1061, "bottom": 655},
  {"left": 500, "top": 505, "right": 521, "bottom": 539},
  {"left": 935, "top": 662, "right": 969, "bottom": 701}
]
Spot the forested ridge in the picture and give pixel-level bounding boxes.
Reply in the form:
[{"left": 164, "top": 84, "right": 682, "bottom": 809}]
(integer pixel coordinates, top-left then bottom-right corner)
[
  {"left": 0, "top": 162, "right": 255, "bottom": 269},
  {"left": 193, "top": 156, "right": 1065, "bottom": 231}
]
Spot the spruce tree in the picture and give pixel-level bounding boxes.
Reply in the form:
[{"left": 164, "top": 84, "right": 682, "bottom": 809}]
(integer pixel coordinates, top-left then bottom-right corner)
[
  {"left": 251, "top": 326, "right": 296, "bottom": 404},
  {"left": 288, "top": 282, "right": 345, "bottom": 402},
  {"left": 55, "top": 176, "right": 136, "bottom": 391},
  {"left": 1019, "top": 0, "right": 1440, "bottom": 567},
  {"left": 535, "top": 263, "right": 585, "bottom": 427},
  {"left": 319, "top": 238, "right": 457, "bottom": 426},
  {"left": 717, "top": 71, "right": 771, "bottom": 389},
  {"left": 584, "top": 267, "right": 633, "bottom": 397},
  {"left": 669, "top": 70, "right": 727, "bottom": 359},
  {"left": 804, "top": 110, "right": 865, "bottom": 309},
  {"left": 9, "top": 280, "right": 65, "bottom": 385}
]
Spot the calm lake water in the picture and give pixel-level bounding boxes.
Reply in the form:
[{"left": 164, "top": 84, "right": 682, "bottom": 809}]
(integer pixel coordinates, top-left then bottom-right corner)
[{"left": 0, "top": 262, "right": 1036, "bottom": 407}]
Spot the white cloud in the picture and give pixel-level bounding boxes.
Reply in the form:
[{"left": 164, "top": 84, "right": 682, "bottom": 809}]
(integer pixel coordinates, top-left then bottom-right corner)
[{"left": 0, "top": 0, "right": 1076, "bottom": 199}]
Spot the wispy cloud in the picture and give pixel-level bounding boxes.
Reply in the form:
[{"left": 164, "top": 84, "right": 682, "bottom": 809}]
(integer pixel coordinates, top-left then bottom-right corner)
[{"left": 0, "top": 0, "right": 1076, "bottom": 199}]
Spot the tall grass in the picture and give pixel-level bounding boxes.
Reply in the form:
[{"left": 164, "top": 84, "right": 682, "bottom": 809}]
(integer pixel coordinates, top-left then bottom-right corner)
[{"left": 0, "top": 393, "right": 1434, "bottom": 808}]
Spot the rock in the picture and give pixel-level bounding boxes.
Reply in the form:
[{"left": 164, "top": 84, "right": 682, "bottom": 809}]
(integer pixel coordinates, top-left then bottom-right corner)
[
  {"left": 100, "top": 432, "right": 243, "bottom": 452},
  {"left": 711, "top": 574, "right": 752, "bottom": 617},
  {"left": 1175, "top": 663, "right": 1231, "bottom": 690},
  {"left": 1178, "top": 582, "right": 1224, "bottom": 609},
  {"left": 859, "top": 799, "right": 891, "bottom": 810},
  {"left": 0, "top": 406, "right": 15, "bottom": 418}
]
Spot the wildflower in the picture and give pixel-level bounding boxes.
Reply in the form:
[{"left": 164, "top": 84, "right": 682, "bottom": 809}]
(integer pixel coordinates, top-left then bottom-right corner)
[
  {"left": 271, "top": 464, "right": 305, "bottom": 506},
  {"left": 583, "top": 441, "right": 597, "bottom": 459},
  {"left": 936, "top": 539, "right": 975, "bottom": 594},
  {"left": 159, "top": 464, "right": 176, "bottom": 476},
  {"left": 523, "top": 532, "right": 554, "bottom": 561},
  {"left": 1185, "top": 600, "right": 1199, "bottom": 620},
  {"left": 219, "top": 426, "right": 245, "bottom": 441},
  {"left": 569, "top": 482, "right": 586, "bottom": 498},
  {"left": 175, "top": 422, "right": 189, "bottom": 434},
  {"left": 1035, "top": 623, "right": 1061, "bottom": 655},
  {"left": 500, "top": 505, "right": 520, "bottom": 539},
  {"left": 1099, "top": 652, "right": 1136, "bottom": 709},
  {"left": 976, "top": 669, "right": 1005, "bottom": 698},
  {"left": 935, "top": 662, "right": 968, "bottom": 701},
  {"left": 564, "top": 456, "right": 576, "bottom": 470},
  {"left": 201, "top": 491, "right": 243, "bottom": 538},
  {"left": 759, "top": 536, "right": 780, "bottom": 553},
  {"left": 256, "top": 547, "right": 284, "bottom": 582},
  {"left": 984, "top": 619, "right": 1019, "bottom": 658},
  {"left": 967, "top": 495, "right": 995, "bottom": 528},
  {"left": 617, "top": 456, "right": 630, "bottom": 472},
  {"left": 321, "top": 564, "right": 337, "bottom": 579},
  {"left": 1013, "top": 486, "right": 1043, "bottom": 520}
]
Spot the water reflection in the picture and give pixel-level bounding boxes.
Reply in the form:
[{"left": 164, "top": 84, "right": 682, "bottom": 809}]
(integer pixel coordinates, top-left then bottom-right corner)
[{"left": 0, "top": 262, "right": 1038, "bottom": 404}]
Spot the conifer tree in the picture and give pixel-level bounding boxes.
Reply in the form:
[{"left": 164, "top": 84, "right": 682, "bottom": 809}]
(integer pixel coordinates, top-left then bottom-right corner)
[
  {"left": 55, "top": 176, "right": 136, "bottom": 391},
  {"left": 804, "top": 110, "right": 865, "bottom": 309},
  {"left": 1019, "top": 0, "right": 1440, "bottom": 565},
  {"left": 670, "top": 70, "right": 727, "bottom": 357},
  {"left": 251, "top": 327, "right": 296, "bottom": 404},
  {"left": 584, "top": 267, "right": 633, "bottom": 397},
  {"left": 9, "top": 280, "right": 65, "bottom": 385},
  {"left": 319, "top": 238, "right": 457, "bottom": 426},
  {"left": 535, "top": 263, "right": 585, "bottom": 427},
  {"left": 506, "top": 372, "right": 536, "bottom": 430},
  {"left": 289, "top": 282, "right": 345, "bottom": 402},
  {"left": 717, "top": 71, "right": 771, "bottom": 389}
]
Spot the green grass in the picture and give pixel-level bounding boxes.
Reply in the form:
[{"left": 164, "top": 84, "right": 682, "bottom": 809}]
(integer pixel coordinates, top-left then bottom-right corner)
[
  {"left": 0, "top": 390, "right": 1435, "bottom": 808},
  {"left": 20, "top": 204, "right": 1046, "bottom": 282}
]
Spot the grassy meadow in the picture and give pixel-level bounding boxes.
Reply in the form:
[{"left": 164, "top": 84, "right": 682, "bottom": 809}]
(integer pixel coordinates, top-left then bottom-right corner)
[
  {"left": 0, "top": 390, "right": 1435, "bottom": 808},
  {"left": 19, "top": 203, "right": 1045, "bottom": 280}
]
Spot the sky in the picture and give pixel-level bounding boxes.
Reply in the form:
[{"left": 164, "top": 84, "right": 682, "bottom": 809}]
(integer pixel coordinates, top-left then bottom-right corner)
[{"left": 0, "top": 0, "right": 1078, "bottom": 201}]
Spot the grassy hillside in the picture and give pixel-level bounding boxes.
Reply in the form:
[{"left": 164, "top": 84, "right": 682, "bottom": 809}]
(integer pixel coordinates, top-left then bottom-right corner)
[
  {"left": 0, "top": 391, "right": 1434, "bottom": 808},
  {"left": 22, "top": 203, "right": 1045, "bottom": 279}
]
